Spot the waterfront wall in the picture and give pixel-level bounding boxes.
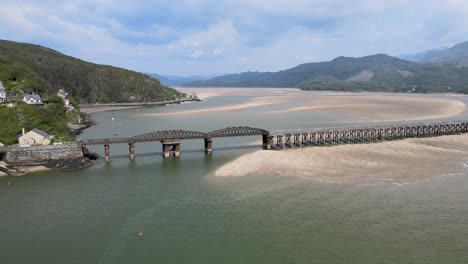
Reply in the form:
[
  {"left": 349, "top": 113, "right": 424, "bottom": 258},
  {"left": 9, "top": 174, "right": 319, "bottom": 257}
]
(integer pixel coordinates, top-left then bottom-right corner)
[{"left": 5, "top": 144, "right": 84, "bottom": 165}]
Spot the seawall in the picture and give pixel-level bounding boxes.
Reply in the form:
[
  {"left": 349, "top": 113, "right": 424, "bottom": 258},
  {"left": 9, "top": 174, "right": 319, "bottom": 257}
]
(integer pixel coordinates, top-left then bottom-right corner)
[{"left": 4, "top": 144, "right": 90, "bottom": 170}]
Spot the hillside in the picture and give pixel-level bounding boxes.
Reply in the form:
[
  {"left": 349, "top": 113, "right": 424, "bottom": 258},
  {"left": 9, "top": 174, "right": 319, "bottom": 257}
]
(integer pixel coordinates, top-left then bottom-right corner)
[
  {"left": 0, "top": 39, "right": 182, "bottom": 103},
  {"left": 186, "top": 54, "right": 468, "bottom": 93},
  {"left": 422, "top": 41, "right": 468, "bottom": 65},
  {"left": 399, "top": 47, "right": 448, "bottom": 62},
  {"left": 0, "top": 100, "right": 81, "bottom": 145}
]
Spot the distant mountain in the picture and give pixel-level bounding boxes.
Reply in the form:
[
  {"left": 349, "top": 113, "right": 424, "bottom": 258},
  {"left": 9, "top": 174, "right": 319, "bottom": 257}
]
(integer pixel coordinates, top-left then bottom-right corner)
[
  {"left": 422, "top": 41, "right": 468, "bottom": 65},
  {"left": 0, "top": 39, "right": 182, "bottom": 103},
  {"left": 185, "top": 53, "right": 468, "bottom": 93},
  {"left": 399, "top": 47, "right": 448, "bottom": 62},
  {"left": 149, "top": 73, "right": 220, "bottom": 86}
]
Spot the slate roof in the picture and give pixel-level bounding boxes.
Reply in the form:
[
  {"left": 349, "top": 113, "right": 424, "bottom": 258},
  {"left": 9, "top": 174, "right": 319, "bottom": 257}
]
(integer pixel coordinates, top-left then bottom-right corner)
[
  {"left": 24, "top": 94, "right": 42, "bottom": 100},
  {"left": 31, "top": 128, "right": 49, "bottom": 138}
]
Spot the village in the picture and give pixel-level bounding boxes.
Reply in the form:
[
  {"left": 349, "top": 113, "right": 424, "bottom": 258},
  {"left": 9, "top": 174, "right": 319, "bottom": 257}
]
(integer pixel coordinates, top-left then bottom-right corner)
[{"left": 0, "top": 81, "right": 79, "bottom": 148}]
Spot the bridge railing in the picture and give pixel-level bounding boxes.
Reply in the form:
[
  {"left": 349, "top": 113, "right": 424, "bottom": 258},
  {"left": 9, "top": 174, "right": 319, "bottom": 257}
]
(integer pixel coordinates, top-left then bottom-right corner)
[{"left": 270, "top": 120, "right": 468, "bottom": 135}]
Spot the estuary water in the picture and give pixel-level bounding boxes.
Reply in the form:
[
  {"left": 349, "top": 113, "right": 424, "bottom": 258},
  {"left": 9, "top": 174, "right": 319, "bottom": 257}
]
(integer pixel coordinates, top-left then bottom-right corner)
[{"left": 1, "top": 88, "right": 468, "bottom": 264}]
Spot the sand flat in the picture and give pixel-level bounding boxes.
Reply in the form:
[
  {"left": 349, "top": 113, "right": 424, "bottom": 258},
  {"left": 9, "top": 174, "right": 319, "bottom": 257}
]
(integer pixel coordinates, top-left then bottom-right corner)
[
  {"left": 171, "top": 88, "right": 466, "bottom": 122},
  {"left": 215, "top": 134, "right": 468, "bottom": 185},
  {"left": 263, "top": 95, "right": 466, "bottom": 122},
  {"left": 141, "top": 96, "right": 282, "bottom": 116}
]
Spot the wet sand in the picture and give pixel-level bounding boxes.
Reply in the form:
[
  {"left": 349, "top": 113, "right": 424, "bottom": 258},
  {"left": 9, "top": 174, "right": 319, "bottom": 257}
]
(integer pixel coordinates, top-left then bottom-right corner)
[
  {"left": 216, "top": 134, "right": 468, "bottom": 185},
  {"left": 80, "top": 106, "right": 141, "bottom": 114},
  {"left": 142, "top": 97, "right": 279, "bottom": 116},
  {"left": 162, "top": 88, "right": 467, "bottom": 121},
  {"left": 0, "top": 161, "right": 50, "bottom": 177}
]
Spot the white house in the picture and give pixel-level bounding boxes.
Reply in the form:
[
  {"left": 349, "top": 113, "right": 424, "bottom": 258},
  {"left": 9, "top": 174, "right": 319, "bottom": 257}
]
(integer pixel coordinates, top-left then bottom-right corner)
[
  {"left": 57, "top": 89, "right": 70, "bottom": 106},
  {"left": 23, "top": 94, "right": 43, "bottom": 105},
  {"left": 0, "top": 81, "right": 6, "bottom": 102}
]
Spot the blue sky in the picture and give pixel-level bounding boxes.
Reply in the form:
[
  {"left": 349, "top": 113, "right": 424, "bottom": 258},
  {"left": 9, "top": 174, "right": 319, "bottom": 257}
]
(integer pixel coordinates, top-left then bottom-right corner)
[{"left": 1, "top": 0, "right": 468, "bottom": 76}]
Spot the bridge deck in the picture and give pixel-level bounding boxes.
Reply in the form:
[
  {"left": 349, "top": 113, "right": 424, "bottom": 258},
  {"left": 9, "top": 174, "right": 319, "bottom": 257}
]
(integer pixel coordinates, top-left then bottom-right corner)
[
  {"left": 77, "top": 121, "right": 468, "bottom": 146},
  {"left": 78, "top": 126, "right": 269, "bottom": 145}
]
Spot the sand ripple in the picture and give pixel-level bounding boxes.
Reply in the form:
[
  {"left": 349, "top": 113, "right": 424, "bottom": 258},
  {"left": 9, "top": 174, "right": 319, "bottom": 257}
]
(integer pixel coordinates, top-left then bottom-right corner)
[{"left": 215, "top": 134, "right": 468, "bottom": 185}]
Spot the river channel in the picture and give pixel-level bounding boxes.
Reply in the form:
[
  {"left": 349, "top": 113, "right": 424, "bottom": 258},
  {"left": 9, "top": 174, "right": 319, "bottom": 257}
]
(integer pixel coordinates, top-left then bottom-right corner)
[{"left": 1, "top": 88, "right": 468, "bottom": 263}]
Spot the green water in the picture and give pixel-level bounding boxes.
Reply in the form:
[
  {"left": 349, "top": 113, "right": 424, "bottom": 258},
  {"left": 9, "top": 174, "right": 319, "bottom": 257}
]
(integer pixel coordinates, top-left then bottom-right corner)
[{"left": 1, "top": 92, "right": 468, "bottom": 263}]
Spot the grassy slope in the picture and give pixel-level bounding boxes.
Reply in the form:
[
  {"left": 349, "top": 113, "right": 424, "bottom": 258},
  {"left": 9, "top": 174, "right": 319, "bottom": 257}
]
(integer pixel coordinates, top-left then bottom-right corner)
[
  {"left": 0, "top": 39, "right": 182, "bottom": 103},
  {"left": 0, "top": 102, "right": 77, "bottom": 145}
]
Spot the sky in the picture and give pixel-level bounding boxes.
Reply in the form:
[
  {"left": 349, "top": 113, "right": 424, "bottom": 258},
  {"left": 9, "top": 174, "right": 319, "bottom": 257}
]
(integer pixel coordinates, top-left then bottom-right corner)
[{"left": 1, "top": 0, "right": 468, "bottom": 76}]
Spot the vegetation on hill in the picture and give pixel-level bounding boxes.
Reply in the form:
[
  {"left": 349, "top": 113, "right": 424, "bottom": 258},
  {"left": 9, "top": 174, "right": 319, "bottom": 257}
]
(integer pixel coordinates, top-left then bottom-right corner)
[
  {"left": 421, "top": 41, "right": 468, "bottom": 66},
  {"left": 0, "top": 39, "right": 183, "bottom": 103},
  {"left": 0, "top": 99, "right": 81, "bottom": 145}
]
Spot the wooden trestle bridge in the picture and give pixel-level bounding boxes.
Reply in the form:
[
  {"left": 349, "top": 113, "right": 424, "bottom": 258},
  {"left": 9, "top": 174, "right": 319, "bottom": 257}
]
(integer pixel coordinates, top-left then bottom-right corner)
[{"left": 77, "top": 120, "right": 468, "bottom": 161}]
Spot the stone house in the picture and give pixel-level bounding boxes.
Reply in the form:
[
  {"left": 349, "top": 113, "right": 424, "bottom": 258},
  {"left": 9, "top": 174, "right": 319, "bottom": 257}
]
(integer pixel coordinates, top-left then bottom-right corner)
[
  {"left": 0, "top": 81, "right": 6, "bottom": 102},
  {"left": 18, "top": 128, "right": 53, "bottom": 146},
  {"left": 23, "top": 94, "right": 43, "bottom": 105}
]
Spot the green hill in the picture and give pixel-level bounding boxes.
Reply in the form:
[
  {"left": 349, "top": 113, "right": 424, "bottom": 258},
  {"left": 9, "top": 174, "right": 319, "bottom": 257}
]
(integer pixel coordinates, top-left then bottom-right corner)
[
  {"left": 0, "top": 39, "right": 182, "bottom": 103},
  {"left": 186, "top": 54, "right": 468, "bottom": 93},
  {"left": 422, "top": 41, "right": 468, "bottom": 66}
]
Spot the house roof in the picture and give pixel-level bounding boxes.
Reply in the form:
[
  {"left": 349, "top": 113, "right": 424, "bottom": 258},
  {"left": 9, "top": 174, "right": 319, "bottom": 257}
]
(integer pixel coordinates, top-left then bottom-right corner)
[
  {"left": 31, "top": 128, "right": 49, "bottom": 138},
  {"left": 24, "top": 94, "right": 42, "bottom": 100}
]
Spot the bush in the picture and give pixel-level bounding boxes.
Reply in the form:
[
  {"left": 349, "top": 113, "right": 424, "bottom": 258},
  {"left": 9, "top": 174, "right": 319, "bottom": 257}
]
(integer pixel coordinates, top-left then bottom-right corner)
[{"left": 43, "top": 95, "right": 64, "bottom": 105}]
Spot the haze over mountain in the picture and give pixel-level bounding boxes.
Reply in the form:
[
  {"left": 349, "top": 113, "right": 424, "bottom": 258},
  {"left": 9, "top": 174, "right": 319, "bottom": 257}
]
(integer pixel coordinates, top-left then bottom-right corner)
[
  {"left": 0, "top": 40, "right": 181, "bottom": 103},
  {"left": 148, "top": 73, "right": 220, "bottom": 86},
  {"left": 185, "top": 40, "right": 468, "bottom": 93},
  {"left": 399, "top": 47, "right": 449, "bottom": 62}
]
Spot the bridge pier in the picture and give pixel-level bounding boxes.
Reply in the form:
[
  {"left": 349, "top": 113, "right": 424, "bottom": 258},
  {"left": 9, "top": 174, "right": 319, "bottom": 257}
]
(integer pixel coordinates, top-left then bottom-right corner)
[
  {"left": 262, "top": 134, "right": 273, "bottom": 150},
  {"left": 204, "top": 138, "right": 213, "bottom": 154},
  {"left": 104, "top": 144, "right": 110, "bottom": 162},
  {"left": 129, "top": 143, "right": 135, "bottom": 160},
  {"left": 162, "top": 141, "right": 181, "bottom": 158}
]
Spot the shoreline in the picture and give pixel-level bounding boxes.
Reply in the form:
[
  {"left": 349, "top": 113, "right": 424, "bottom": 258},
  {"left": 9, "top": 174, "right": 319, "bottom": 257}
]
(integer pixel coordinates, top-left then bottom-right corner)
[
  {"left": 3, "top": 89, "right": 468, "bottom": 179},
  {"left": 79, "top": 98, "right": 200, "bottom": 113}
]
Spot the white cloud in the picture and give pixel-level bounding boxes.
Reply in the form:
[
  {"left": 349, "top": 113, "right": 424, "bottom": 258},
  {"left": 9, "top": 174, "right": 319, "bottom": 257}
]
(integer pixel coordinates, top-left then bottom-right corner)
[
  {"left": 213, "top": 48, "right": 224, "bottom": 55},
  {"left": 190, "top": 50, "right": 204, "bottom": 58},
  {"left": 2, "top": 0, "right": 468, "bottom": 75}
]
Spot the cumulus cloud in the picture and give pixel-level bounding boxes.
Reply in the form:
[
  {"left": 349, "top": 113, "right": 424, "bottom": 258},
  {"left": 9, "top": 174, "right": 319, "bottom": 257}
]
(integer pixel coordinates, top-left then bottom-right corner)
[{"left": 1, "top": 0, "right": 468, "bottom": 75}]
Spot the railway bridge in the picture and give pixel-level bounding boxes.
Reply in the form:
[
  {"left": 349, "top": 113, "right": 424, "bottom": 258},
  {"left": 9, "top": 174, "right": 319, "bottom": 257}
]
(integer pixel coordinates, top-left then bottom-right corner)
[{"left": 77, "top": 120, "right": 468, "bottom": 161}]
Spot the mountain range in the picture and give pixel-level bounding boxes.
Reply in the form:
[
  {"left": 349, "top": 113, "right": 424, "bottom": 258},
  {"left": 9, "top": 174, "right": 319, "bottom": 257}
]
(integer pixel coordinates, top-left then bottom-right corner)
[
  {"left": 0, "top": 39, "right": 181, "bottom": 103},
  {"left": 399, "top": 47, "right": 449, "bottom": 62},
  {"left": 185, "top": 40, "right": 468, "bottom": 93}
]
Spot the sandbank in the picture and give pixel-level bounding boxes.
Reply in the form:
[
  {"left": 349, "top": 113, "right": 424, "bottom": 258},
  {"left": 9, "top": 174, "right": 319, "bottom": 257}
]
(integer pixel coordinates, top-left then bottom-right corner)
[
  {"left": 215, "top": 134, "right": 468, "bottom": 185},
  {"left": 157, "top": 88, "right": 467, "bottom": 122},
  {"left": 141, "top": 97, "right": 281, "bottom": 116},
  {"left": 263, "top": 95, "right": 466, "bottom": 122}
]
